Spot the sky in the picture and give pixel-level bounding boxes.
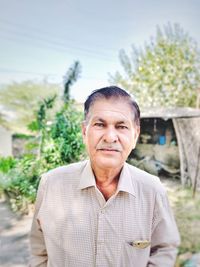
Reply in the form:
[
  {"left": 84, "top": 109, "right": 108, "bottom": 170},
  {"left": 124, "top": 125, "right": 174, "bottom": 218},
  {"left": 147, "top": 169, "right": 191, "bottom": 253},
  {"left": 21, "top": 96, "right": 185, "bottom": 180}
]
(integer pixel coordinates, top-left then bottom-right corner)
[{"left": 0, "top": 0, "right": 200, "bottom": 102}]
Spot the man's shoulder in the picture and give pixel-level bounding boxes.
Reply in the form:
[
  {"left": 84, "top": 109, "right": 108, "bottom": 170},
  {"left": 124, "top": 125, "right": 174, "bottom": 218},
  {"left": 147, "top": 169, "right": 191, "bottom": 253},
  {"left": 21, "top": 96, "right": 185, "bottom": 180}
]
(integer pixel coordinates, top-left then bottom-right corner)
[
  {"left": 126, "top": 162, "right": 166, "bottom": 194},
  {"left": 42, "top": 160, "right": 88, "bottom": 184}
]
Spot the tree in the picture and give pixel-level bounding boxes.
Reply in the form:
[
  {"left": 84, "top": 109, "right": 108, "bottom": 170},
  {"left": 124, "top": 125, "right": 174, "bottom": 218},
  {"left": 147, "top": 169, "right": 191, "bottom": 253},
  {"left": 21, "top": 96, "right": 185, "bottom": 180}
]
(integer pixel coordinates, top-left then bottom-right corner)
[
  {"left": 63, "top": 61, "right": 81, "bottom": 103},
  {"left": 0, "top": 80, "right": 61, "bottom": 132},
  {"left": 0, "top": 61, "right": 84, "bottom": 212},
  {"left": 28, "top": 60, "right": 83, "bottom": 164},
  {"left": 111, "top": 23, "right": 200, "bottom": 108}
]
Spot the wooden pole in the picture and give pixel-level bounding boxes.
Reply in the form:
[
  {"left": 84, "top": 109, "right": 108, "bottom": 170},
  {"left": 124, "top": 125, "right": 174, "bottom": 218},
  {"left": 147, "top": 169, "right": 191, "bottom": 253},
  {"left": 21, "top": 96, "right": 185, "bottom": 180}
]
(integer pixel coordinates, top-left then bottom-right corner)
[{"left": 193, "top": 145, "right": 200, "bottom": 198}]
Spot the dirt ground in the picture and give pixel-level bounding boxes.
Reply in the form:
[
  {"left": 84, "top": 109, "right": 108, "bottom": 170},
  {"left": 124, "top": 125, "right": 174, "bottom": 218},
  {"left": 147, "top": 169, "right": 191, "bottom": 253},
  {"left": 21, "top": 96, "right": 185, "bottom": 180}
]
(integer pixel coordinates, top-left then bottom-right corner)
[{"left": 0, "top": 197, "right": 32, "bottom": 267}]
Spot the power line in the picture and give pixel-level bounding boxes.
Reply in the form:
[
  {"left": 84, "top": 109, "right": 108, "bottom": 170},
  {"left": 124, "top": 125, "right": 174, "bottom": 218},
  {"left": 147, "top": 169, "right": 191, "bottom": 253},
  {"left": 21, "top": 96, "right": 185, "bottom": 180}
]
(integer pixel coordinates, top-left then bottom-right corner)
[
  {"left": 0, "top": 67, "right": 58, "bottom": 77},
  {"left": 0, "top": 18, "right": 120, "bottom": 55},
  {"left": 0, "top": 67, "right": 102, "bottom": 81},
  {"left": 0, "top": 31, "right": 117, "bottom": 64},
  {"left": 0, "top": 18, "right": 120, "bottom": 51},
  {"left": 0, "top": 25, "right": 113, "bottom": 57}
]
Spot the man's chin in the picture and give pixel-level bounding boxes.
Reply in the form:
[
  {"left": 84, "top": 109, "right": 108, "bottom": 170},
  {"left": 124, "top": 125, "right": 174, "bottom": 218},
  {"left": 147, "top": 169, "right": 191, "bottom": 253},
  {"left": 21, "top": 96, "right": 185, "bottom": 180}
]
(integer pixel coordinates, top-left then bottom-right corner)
[{"left": 95, "top": 158, "right": 123, "bottom": 170}]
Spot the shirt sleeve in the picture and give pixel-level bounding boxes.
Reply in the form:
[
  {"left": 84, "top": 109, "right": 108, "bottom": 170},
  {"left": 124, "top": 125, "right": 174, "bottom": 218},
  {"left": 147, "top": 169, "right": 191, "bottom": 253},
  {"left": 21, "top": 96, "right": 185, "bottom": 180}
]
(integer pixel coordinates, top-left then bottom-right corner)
[
  {"left": 29, "top": 175, "right": 48, "bottom": 267},
  {"left": 147, "top": 191, "right": 180, "bottom": 267}
]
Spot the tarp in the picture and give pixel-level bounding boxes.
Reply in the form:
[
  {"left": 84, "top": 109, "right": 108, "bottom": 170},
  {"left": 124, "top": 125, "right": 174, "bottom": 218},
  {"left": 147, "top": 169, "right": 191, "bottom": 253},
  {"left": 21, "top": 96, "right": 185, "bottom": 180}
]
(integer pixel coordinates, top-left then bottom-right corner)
[{"left": 173, "top": 118, "right": 200, "bottom": 188}]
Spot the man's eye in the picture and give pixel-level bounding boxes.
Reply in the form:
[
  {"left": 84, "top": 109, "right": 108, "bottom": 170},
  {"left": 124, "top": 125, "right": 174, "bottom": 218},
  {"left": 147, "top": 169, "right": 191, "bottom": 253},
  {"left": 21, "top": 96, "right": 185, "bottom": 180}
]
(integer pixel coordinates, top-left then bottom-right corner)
[
  {"left": 94, "top": 123, "right": 104, "bottom": 127},
  {"left": 117, "top": 125, "right": 128, "bottom": 129}
]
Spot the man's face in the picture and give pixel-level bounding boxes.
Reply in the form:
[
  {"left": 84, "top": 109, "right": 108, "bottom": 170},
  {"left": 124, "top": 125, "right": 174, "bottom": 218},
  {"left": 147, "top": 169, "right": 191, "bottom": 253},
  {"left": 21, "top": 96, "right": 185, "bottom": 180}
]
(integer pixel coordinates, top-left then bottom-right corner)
[{"left": 82, "top": 98, "right": 140, "bottom": 171}]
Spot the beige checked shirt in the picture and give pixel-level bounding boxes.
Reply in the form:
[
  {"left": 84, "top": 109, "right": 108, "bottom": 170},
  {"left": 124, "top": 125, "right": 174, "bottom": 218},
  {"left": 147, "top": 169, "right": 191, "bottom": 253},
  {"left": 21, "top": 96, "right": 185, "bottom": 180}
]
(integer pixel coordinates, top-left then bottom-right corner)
[{"left": 30, "top": 160, "right": 180, "bottom": 267}]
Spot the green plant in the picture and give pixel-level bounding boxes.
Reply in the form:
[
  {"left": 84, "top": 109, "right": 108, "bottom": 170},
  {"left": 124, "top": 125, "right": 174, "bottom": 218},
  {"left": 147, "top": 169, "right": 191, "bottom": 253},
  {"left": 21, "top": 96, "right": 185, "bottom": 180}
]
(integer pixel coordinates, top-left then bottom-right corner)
[
  {"left": 1, "top": 61, "right": 85, "bottom": 213},
  {"left": 0, "top": 156, "right": 17, "bottom": 173},
  {"left": 51, "top": 102, "right": 85, "bottom": 164},
  {"left": 63, "top": 61, "right": 81, "bottom": 103},
  {"left": 28, "top": 94, "right": 57, "bottom": 159},
  {"left": 0, "top": 155, "right": 43, "bottom": 211}
]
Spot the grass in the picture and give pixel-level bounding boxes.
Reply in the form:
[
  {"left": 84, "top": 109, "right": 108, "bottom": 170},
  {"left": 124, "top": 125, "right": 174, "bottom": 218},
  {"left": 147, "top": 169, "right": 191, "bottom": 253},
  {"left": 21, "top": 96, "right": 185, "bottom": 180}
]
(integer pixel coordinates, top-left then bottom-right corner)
[{"left": 161, "top": 177, "right": 200, "bottom": 263}]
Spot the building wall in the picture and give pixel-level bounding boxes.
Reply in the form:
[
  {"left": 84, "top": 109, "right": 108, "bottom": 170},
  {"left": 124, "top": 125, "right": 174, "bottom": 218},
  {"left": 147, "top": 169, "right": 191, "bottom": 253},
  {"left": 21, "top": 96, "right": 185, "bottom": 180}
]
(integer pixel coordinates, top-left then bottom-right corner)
[{"left": 0, "top": 126, "right": 12, "bottom": 157}]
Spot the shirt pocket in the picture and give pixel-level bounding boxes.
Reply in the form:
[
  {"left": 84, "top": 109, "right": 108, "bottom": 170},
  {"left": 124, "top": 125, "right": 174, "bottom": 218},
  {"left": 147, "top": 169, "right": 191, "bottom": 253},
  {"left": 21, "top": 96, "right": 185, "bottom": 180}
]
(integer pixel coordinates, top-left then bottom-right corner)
[{"left": 118, "top": 241, "right": 150, "bottom": 267}]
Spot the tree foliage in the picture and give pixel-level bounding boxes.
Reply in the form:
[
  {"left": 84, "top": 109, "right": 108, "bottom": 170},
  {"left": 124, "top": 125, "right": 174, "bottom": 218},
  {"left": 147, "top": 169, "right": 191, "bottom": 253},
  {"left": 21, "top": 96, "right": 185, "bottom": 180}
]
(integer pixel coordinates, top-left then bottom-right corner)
[
  {"left": 0, "top": 80, "right": 61, "bottom": 132},
  {"left": 0, "top": 61, "right": 85, "bottom": 212},
  {"left": 51, "top": 104, "right": 84, "bottom": 164},
  {"left": 111, "top": 23, "right": 200, "bottom": 107},
  {"left": 63, "top": 61, "right": 81, "bottom": 103}
]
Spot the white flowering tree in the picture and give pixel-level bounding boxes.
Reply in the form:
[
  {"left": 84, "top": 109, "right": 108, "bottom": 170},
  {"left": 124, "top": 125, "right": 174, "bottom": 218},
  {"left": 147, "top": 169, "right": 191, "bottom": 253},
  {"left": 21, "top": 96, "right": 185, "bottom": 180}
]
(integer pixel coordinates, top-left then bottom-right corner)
[{"left": 111, "top": 23, "right": 200, "bottom": 108}]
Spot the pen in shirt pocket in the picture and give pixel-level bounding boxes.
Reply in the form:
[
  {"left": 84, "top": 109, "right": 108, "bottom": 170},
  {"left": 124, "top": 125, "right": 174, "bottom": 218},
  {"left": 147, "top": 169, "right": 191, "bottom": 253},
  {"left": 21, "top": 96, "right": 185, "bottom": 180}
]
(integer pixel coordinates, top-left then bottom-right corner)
[{"left": 128, "top": 240, "right": 151, "bottom": 249}]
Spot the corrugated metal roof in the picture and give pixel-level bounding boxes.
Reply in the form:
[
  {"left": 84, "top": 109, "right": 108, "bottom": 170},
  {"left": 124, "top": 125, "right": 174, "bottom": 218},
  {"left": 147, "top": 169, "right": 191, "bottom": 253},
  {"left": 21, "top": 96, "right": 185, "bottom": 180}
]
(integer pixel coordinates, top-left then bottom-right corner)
[{"left": 140, "top": 107, "right": 200, "bottom": 119}]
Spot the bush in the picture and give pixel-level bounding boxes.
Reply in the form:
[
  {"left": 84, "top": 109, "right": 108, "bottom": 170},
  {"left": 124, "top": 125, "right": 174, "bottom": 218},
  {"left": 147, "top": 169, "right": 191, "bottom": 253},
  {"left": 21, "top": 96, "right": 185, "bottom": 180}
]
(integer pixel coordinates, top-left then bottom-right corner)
[
  {"left": 1, "top": 62, "right": 86, "bottom": 213},
  {"left": 0, "top": 155, "right": 40, "bottom": 212},
  {"left": 1, "top": 101, "right": 85, "bottom": 213},
  {"left": 51, "top": 102, "right": 85, "bottom": 164},
  {"left": 0, "top": 156, "right": 17, "bottom": 173}
]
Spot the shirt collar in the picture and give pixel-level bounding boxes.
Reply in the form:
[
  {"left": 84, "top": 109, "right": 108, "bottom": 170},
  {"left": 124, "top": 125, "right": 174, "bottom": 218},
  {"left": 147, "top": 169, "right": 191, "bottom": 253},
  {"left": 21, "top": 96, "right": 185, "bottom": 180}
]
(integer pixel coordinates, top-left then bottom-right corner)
[
  {"left": 78, "top": 160, "right": 136, "bottom": 198},
  {"left": 117, "top": 162, "right": 136, "bottom": 197},
  {"left": 78, "top": 160, "right": 96, "bottom": 190}
]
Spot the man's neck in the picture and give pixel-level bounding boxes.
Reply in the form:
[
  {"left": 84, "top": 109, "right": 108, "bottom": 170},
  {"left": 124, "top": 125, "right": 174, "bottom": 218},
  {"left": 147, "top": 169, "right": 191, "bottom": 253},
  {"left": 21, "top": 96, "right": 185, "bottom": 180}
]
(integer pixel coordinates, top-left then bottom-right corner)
[{"left": 92, "top": 165, "right": 123, "bottom": 200}]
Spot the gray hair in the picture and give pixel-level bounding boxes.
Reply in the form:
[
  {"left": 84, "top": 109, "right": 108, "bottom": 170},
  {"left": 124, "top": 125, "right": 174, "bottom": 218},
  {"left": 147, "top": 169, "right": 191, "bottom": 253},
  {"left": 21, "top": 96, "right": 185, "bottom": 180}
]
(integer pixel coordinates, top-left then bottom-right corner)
[{"left": 84, "top": 86, "right": 140, "bottom": 126}]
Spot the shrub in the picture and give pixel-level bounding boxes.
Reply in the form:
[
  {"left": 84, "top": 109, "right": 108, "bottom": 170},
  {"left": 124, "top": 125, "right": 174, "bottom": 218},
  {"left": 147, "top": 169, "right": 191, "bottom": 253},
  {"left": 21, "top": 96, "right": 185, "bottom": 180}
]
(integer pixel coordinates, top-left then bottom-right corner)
[
  {"left": 0, "top": 155, "right": 40, "bottom": 211},
  {"left": 1, "top": 62, "right": 86, "bottom": 213},
  {"left": 51, "top": 102, "right": 85, "bottom": 164},
  {"left": 1, "top": 101, "right": 85, "bottom": 212},
  {"left": 0, "top": 156, "right": 17, "bottom": 173}
]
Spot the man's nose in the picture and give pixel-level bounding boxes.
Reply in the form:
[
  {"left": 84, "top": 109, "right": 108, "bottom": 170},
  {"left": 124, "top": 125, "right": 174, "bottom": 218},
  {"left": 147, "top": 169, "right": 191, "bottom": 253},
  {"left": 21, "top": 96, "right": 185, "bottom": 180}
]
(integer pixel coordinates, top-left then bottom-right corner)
[{"left": 103, "top": 127, "right": 118, "bottom": 143}]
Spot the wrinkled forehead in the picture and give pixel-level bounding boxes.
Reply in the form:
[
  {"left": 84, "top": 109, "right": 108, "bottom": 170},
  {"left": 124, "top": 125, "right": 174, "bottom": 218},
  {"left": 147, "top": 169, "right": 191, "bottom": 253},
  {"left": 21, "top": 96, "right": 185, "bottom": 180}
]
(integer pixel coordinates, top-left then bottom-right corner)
[{"left": 86, "top": 98, "right": 135, "bottom": 122}]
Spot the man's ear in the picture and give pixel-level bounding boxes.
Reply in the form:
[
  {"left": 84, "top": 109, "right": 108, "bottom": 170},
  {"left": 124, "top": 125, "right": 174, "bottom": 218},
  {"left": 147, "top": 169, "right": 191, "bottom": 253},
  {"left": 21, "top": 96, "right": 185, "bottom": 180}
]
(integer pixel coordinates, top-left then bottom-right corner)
[
  {"left": 133, "top": 126, "right": 140, "bottom": 148},
  {"left": 135, "top": 126, "right": 140, "bottom": 143}
]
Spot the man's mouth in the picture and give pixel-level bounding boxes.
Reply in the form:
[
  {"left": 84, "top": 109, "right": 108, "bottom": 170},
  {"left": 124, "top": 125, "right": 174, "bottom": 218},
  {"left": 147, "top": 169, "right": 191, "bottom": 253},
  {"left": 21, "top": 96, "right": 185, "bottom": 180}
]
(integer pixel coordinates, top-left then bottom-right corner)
[
  {"left": 96, "top": 143, "right": 122, "bottom": 152},
  {"left": 98, "top": 148, "right": 119, "bottom": 152}
]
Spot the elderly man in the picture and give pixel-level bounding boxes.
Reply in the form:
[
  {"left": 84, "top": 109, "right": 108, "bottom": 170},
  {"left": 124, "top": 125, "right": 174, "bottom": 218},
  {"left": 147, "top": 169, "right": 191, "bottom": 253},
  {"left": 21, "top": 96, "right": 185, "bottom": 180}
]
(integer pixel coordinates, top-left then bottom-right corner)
[{"left": 30, "top": 86, "right": 180, "bottom": 267}]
